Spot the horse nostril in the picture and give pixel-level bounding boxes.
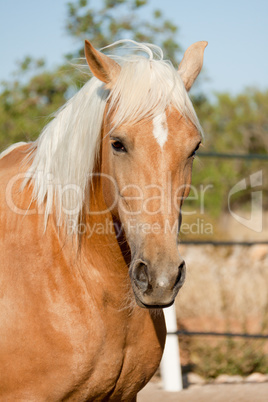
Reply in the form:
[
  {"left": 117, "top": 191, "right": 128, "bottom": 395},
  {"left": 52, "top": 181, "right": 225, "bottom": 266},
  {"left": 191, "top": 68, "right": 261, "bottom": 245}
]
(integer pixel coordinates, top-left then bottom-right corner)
[
  {"left": 134, "top": 261, "right": 149, "bottom": 291},
  {"left": 175, "top": 260, "right": 186, "bottom": 287}
]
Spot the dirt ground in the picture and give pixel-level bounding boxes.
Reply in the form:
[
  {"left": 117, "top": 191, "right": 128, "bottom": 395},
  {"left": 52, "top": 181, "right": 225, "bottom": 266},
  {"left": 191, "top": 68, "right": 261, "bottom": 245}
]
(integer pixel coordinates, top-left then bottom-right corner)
[{"left": 138, "top": 380, "right": 268, "bottom": 402}]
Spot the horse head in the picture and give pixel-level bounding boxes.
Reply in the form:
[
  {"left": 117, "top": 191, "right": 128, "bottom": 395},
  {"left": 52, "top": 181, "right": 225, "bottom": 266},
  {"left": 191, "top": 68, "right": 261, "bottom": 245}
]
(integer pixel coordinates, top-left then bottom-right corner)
[{"left": 84, "top": 40, "right": 207, "bottom": 308}]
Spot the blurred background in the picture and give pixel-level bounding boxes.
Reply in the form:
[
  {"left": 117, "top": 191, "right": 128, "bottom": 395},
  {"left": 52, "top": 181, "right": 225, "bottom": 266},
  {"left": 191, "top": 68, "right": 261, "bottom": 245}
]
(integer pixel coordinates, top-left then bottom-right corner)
[{"left": 1, "top": 0, "right": 267, "bottom": 384}]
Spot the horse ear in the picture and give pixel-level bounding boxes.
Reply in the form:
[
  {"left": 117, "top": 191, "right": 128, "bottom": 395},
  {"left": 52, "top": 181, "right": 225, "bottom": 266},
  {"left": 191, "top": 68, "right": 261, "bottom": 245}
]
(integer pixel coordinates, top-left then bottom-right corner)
[
  {"left": 178, "top": 41, "right": 208, "bottom": 91},
  {"left": 84, "top": 40, "right": 121, "bottom": 85}
]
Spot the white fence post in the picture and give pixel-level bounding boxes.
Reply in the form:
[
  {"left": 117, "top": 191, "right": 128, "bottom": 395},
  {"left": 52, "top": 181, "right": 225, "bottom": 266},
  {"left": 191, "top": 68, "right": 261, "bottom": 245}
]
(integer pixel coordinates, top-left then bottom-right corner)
[{"left": 160, "top": 304, "right": 183, "bottom": 392}]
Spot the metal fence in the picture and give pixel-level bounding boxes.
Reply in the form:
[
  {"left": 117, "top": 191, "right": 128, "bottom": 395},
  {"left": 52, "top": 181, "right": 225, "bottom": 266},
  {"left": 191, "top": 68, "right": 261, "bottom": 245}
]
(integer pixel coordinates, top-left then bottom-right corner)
[
  {"left": 161, "top": 151, "right": 268, "bottom": 391},
  {"left": 198, "top": 152, "right": 268, "bottom": 161},
  {"left": 169, "top": 330, "right": 268, "bottom": 339},
  {"left": 177, "top": 152, "right": 268, "bottom": 336}
]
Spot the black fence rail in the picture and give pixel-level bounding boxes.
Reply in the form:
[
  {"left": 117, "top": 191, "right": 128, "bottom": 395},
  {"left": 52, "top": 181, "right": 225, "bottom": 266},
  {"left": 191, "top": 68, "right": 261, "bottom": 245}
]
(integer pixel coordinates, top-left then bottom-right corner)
[
  {"left": 168, "top": 152, "right": 268, "bottom": 357},
  {"left": 198, "top": 152, "right": 268, "bottom": 160},
  {"left": 180, "top": 240, "right": 268, "bottom": 246},
  {"left": 182, "top": 151, "right": 268, "bottom": 247},
  {"left": 168, "top": 330, "right": 268, "bottom": 339}
]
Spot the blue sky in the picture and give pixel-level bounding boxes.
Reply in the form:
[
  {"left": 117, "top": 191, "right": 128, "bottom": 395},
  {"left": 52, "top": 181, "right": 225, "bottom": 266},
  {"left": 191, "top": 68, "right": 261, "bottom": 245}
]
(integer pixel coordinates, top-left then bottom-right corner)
[{"left": 1, "top": 0, "right": 267, "bottom": 97}]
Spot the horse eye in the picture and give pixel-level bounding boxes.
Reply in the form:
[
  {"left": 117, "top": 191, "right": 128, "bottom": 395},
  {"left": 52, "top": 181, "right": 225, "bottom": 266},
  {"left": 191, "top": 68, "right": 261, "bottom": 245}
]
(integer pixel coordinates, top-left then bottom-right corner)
[
  {"left": 111, "top": 141, "right": 126, "bottom": 152},
  {"left": 189, "top": 142, "right": 201, "bottom": 158}
]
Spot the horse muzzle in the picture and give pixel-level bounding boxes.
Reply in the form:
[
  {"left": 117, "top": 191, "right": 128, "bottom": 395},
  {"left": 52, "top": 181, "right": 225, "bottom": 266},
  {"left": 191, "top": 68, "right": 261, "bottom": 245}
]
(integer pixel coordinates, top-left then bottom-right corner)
[{"left": 130, "top": 258, "right": 186, "bottom": 309}]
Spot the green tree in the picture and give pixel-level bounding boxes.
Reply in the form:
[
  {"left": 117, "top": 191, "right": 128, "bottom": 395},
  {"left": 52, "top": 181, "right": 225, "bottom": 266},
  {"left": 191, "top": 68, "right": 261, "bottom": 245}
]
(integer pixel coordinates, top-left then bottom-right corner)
[
  {"left": 65, "top": 0, "right": 180, "bottom": 64},
  {"left": 0, "top": 0, "right": 181, "bottom": 151},
  {"left": 188, "top": 88, "right": 268, "bottom": 216},
  {"left": 203, "top": 89, "right": 268, "bottom": 154},
  {"left": 0, "top": 61, "right": 81, "bottom": 150}
]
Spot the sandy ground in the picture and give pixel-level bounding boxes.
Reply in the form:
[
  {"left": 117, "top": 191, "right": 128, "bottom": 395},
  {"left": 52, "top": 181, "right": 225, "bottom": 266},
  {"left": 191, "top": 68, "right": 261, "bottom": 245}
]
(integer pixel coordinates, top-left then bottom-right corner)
[{"left": 138, "top": 381, "right": 268, "bottom": 402}]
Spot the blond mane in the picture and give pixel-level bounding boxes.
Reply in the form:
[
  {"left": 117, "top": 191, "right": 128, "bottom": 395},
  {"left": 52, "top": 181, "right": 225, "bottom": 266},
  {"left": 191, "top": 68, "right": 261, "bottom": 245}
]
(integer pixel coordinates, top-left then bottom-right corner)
[{"left": 25, "top": 40, "right": 202, "bottom": 227}]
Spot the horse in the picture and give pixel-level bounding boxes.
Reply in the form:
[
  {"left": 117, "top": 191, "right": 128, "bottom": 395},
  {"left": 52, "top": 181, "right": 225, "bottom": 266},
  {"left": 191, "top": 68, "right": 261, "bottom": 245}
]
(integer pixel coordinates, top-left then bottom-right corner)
[{"left": 0, "top": 38, "right": 207, "bottom": 400}]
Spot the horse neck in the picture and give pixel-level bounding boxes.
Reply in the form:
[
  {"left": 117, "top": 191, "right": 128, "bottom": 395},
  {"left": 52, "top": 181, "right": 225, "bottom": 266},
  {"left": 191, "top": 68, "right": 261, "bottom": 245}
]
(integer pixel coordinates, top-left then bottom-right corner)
[{"left": 80, "top": 173, "right": 131, "bottom": 278}]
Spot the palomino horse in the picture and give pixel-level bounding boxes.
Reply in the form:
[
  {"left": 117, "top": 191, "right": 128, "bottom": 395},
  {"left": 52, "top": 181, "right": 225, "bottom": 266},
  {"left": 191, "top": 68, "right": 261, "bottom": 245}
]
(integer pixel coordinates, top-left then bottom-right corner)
[{"left": 0, "top": 39, "right": 207, "bottom": 400}]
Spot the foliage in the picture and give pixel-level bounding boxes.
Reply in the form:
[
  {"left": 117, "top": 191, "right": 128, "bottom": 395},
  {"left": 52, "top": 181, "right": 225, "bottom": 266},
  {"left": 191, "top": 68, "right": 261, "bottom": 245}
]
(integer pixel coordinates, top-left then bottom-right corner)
[
  {"left": 189, "top": 338, "right": 268, "bottom": 378},
  {"left": 186, "top": 90, "right": 268, "bottom": 216},
  {"left": 0, "top": 63, "right": 84, "bottom": 150},
  {"left": 65, "top": 0, "right": 180, "bottom": 64},
  {"left": 0, "top": 0, "right": 181, "bottom": 152},
  {"left": 200, "top": 90, "right": 268, "bottom": 154}
]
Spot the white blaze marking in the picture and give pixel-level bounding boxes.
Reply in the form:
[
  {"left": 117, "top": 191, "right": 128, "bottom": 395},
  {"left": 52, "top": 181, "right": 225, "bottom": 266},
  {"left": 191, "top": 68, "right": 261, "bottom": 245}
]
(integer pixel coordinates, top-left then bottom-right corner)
[{"left": 153, "top": 113, "right": 169, "bottom": 149}]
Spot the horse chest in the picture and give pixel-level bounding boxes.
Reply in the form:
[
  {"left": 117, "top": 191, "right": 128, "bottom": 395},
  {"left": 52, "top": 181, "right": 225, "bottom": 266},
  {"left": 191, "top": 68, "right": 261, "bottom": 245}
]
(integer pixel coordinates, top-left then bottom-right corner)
[
  {"left": 65, "top": 305, "right": 165, "bottom": 401},
  {"left": 0, "top": 288, "right": 164, "bottom": 401}
]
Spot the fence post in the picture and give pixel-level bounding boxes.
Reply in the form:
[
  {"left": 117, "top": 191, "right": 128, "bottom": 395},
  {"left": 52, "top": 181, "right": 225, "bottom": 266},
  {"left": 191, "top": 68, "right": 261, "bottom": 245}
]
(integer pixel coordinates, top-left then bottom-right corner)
[{"left": 160, "top": 304, "right": 183, "bottom": 392}]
